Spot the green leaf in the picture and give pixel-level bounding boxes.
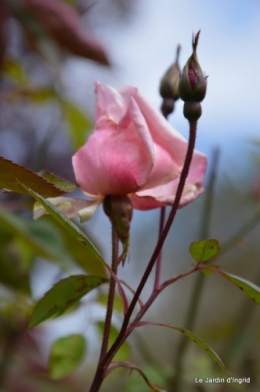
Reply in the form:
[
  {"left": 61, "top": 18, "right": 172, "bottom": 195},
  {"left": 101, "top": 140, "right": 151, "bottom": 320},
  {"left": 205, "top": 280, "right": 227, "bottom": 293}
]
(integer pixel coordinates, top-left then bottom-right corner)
[
  {"left": 189, "top": 239, "right": 220, "bottom": 263},
  {"left": 2, "top": 57, "right": 28, "bottom": 85},
  {"left": 173, "top": 327, "right": 227, "bottom": 375},
  {"left": 19, "top": 87, "right": 56, "bottom": 104},
  {"left": 97, "top": 292, "right": 125, "bottom": 314},
  {"left": 97, "top": 322, "right": 130, "bottom": 361},
  {"left": 61, "top": 100, "right": 92, "bottom": 149},
  {"left": 49, "top": 334, "right": 86, "bottom": 379},
  {"left": 28, "top": 275, "right": 107, "bottom": 329},
  {"left": 200, "top": 265, "right": 219, "bottom": 277},
  {"left": 21, "top": 185, "right": 107, "bottom": 277},
  {"left": 0, "top": 157, "right": 67, "bottom": 197},
  {"left": 39, "top": 170, "right": 78, "bottom": 193},
  {"left": 43, "top": 216, "right": 106, "bottom": 277},
  {"left": 219, "top": 271, "right": 260, "bottom": 304},
  {"left": 133, "top": 322, "right": 228, "bottom": 375},
  {"left": 125, "top": 365, "right": 167, "bottom": 392},
  {"left": 0, "top": 211, "right": 71, "bottom": 268},
  {"left": 107, "top": 362, "right": 166, "bottom": 392},
  {"left": 0, "top": 250, "right": 31, "bottom": 294}
]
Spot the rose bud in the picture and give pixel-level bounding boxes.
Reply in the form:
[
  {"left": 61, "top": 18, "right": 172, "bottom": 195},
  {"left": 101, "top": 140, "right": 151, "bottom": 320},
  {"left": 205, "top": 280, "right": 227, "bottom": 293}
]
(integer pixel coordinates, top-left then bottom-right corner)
[
  {"left": 178, "top": 31, "right": 207, "bottom": 103},
  {"left": 159, "top": 45, "right": 181, "bottom": 101},
  {"left": 103, "top": 195, "right": 133, "bottom": 264}
]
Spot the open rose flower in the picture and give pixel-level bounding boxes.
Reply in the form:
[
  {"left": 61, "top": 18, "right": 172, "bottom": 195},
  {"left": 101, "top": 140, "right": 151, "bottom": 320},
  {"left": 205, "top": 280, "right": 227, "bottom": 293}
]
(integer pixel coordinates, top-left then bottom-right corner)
[{"left": 34, "top": 82, "right": 207, "bottom": 221}]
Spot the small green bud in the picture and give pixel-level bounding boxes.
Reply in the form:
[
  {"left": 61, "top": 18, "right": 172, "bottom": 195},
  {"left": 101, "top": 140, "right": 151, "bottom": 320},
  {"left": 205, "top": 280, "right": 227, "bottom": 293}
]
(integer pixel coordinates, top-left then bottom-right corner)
[
  {"left": 178, "top": 31, "right": 207, "bottom": 103},
  {"left": 159, "top": 45, "right": 181, "bottom": 101}
]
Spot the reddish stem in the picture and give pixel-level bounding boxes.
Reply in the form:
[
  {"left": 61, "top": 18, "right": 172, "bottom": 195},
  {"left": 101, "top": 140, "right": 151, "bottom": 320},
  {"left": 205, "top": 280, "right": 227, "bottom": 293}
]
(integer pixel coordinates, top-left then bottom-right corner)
[
  {"left": 89, "top": 226, "right": 119, "bottom": 391},
  {"left": 97, "top": 120, "right": 198, "bottom": 372}
]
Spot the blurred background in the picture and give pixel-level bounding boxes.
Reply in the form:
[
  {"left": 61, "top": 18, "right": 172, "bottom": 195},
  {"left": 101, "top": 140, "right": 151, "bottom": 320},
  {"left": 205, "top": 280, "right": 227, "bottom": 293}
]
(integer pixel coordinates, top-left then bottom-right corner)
[{"left": 1, "top": 0, "right": 260, "bottom": 391}]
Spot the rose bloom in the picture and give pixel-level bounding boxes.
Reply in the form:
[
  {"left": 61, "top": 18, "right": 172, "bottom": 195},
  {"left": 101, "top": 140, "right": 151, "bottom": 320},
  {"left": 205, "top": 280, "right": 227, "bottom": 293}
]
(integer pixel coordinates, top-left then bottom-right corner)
[{"left": 34, "top": 82, "right": 207, "bottom": 221}]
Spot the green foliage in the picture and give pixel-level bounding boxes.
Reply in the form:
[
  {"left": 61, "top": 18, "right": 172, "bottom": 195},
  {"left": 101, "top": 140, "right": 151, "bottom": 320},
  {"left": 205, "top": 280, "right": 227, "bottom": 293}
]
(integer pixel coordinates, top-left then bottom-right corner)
[
  {"left": 48, "top": 334, "right": 86, "bottom": 379},
  {"left": 0, "top": 211, "right": 71, "bottom": 268},
  {"left": 2, "top": 57, "right": 28, "bottom": 85},
  {"left": 0, "top": 247, "right": 31, "bottom": 295},
  {"left": 108, "top": 362, "right": 166, "bottom": 391},
  {"left": 97, "top": 322, "right": 131, "bottom": 361},
  {"left": 189, "top": 239, "right": 220, "bottom": 263},
  {"left": 125, "top": 365, "right": 168, "bottom": 392},
  {"left": 96, "top": 292, "right": 125, "bottom": 314},
  {"left": 135, "top": 322, "right": 227, "bottom": 376},
  {"left": 173, "top": 326, "right": 227, "bottom": 375},
  {"left": 61, "top": 100, "right": 93, "bottom": 150},
  {"left": 220, "top": 271, "right": 260, "bottom": 304},
  {"left": 40, "top": 171, "right": 77, "bottom": 193},
  {"left": 28, "top": 275, "right": 107, "bottom": 329},
  {"left": 22, "top": 186, "right": 107, "bottom": 277},
  {"left": 0, "top": 157, "right": 68, "bottom": 197}
]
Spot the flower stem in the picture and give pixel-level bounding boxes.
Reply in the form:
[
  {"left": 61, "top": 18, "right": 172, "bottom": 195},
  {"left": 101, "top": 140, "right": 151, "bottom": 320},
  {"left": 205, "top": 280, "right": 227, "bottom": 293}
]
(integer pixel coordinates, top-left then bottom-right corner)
[
  {"left": 89, "top": 225, "right": 119, "bottom": 392},
  {"left": 153, "top": 106, "right": 170, "bottom": 290},
  {"left": 97, "top": 118, "right": 198, "bottom": 373}
]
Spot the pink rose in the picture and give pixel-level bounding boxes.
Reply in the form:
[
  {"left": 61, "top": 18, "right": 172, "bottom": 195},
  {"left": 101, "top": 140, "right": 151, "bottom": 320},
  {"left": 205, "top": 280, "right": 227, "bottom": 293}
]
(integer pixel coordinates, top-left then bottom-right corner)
[
  {"left": 72, "top": 82, "right": 207, "bottom": 213},
  {"left": 34, "top": 82, "right": 206, "bottom": 222}
]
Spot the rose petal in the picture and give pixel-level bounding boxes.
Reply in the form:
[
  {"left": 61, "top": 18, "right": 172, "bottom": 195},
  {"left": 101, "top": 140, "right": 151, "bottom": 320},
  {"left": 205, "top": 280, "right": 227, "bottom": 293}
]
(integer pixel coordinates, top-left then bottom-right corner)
[
  {"left": 95, "top": 82, "right": 127, "bottom": 126},
  {"left": 132, "top": 151, "right": 207, "bottom": 209},
  {"left": 120, "top": 85, "right": 191, "bottom": 188},
  {"left": 72, "top": 99, "right": 156, "bottom": 196}
]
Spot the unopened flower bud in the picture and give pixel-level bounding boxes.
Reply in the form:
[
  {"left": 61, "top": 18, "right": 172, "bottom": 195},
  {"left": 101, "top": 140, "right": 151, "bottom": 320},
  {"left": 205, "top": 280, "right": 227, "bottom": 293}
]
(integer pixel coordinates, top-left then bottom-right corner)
[
  {"left": 103, "top": 195, "right": 133, "bottom": 265},
  {"left": 161, "top": 98, "right": 175, "bottom": 118},
  {"left": 159, "top": 45, "right": 181, "bottom": 101},
  {"left": 178, "top": 31, "right": 207, "bottom": 103}
]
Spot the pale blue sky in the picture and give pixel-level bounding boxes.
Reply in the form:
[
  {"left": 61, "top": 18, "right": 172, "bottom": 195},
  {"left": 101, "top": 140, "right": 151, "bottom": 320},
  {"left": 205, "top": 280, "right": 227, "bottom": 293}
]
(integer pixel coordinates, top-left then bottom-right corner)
[{"left": 65, "top": 0, "right": 260, "bottom": 152}]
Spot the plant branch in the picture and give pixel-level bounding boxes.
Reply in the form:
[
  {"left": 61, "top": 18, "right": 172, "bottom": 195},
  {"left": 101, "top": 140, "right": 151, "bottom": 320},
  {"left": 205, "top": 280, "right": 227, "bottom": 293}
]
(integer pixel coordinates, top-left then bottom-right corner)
[
  {"left": 89, "top": 225, "right": 119, "bottom": 392},
  {"left": 99, "top": 119, "right": 198, "bottom": 371}
]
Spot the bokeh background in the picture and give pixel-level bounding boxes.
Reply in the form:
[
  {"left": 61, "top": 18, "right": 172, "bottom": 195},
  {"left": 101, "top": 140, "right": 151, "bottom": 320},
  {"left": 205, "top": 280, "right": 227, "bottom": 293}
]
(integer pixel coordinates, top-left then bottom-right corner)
[{"left": 1, "top": 0, "right": 260, "bottom": 391}]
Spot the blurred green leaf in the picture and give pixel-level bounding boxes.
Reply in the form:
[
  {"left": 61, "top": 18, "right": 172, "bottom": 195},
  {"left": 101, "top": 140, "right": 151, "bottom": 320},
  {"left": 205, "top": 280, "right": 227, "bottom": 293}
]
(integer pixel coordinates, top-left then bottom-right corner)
[
  {"left": 17, "top": 87, "right": 56, "bottom": 103},
  {"left": 43, "top": 216, "right": 106, "bottom": 277},
  {"left": 220, "top": 271, "right": 260, "bottom": 304},
  {"left": 0, "top": 157, "right": 67, "bottom": 197},
  {"left": 61, "top": 100, "right": 92, "bottom": 149},
  {"left": 97, "top": 322, "right": 130, "bottom": 361},
  {"left": 40, "top": 170, "right": 78, "bottom": 193},
  {"left": 200, "top": 265, "right": 218, "bottom": 277},
  {"left": 189, "top": 239, "right": 220, "bottom": 263},
  {"left": 0, "top": 211, "right": 71, "bottom": 268},
  {"left": 5, "top": 87, "right": 57, "bottom": 104},
  {"left": 134, "top": 322, "right": 228, "bottom": 376},
  {"left": 2, "top": 57, "right": 28, "bottom": 85},
  {"left": 49, "top": 334, "right": 86, "bottom": 379},
  {"left": 22, "top": 186, "right": 107, "bottom": 277},
  {"left": 173, "top": 326, "right": 227, "bottom": 375},
  {"left": 108, "top": 362, "right": 165, "bottom": 391},
  {"left": 125, "top": 365, "right": 167, "bottom": 392},
  {"left": 28, "top": 274, "right": 107, "bottom": 329},
  {"left": 96, "top": 292, "right": 125, "bottom": 314},
  {"left": 0, "top": 250, "right": 31, "bottom": 294}
]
